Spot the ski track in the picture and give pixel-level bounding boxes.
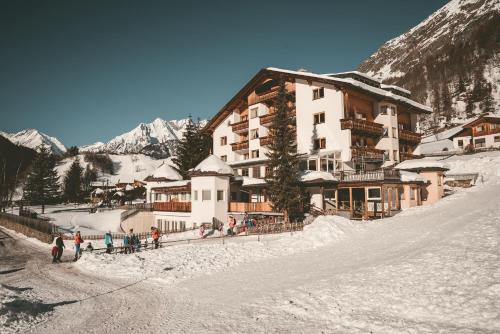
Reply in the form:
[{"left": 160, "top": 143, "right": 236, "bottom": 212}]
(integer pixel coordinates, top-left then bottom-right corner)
[{"left": 1, "top": 158, "right": 499, "bottom": 333}]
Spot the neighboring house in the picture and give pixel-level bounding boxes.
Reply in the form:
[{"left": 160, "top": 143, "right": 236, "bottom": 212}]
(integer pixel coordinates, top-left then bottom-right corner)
[
  {"left": 459, "top": 114, "right": 500, "bottom": 150},
  {"left": 414, "top": 125, "right": 470, "bottom": 155}
]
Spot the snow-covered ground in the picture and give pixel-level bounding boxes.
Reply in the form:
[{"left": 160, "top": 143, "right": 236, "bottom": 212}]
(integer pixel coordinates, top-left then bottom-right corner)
[{"left": 1, "top": 151, "right": 499, "bottom": 333}]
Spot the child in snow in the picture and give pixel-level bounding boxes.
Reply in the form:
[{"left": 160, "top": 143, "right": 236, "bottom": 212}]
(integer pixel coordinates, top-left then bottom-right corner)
[
  {"left": 86, "top": 242, "right": 94, "bottom": 252},
  {"left": 199, "top": 225, "right": 205, "bottom": 239},
  {"left": 52, "top": 233, "right": 65, "bottom": 263},
  {"left": 151, "top": 227, "right": 160, "bottom": 249},
  {"left": 73, "top": 231, "right": 83, "bottom": 261}
]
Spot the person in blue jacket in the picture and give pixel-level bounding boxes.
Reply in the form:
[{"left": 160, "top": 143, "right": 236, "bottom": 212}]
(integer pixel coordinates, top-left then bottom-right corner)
[
  {"left": 123, "top": 234, "right": 130, "bottom": 254},
  {"left": 104, "top": 231, "right": 113, "bottom": 254}
]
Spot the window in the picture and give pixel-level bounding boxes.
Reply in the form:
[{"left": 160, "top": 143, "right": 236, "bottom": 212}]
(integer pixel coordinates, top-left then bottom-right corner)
[
  {"left": 410, "top": 188, "right": 416, "bottom": 200},
  {"left": 217, "top": 190, "right": 224, "bottom": 201},
  {"left": 384, "top": 151, "right": 390, "bottom": 161},
  {"left": 494, "top": 136, "right": 500, "bottom": 143},
  {"left": 393, "top": 150, "right": 398, "bottom": 161},
  {"left": 154, "top": 193, "right": 162, "bottom": 201},
  {"left": 475, "top": 138, "right": 486, "bottom": 148},
  {"left": 251, "top": 150, "right": 259, "bottom": 159},
  {"left": 392, "top": 127, "right": 397, "bottom": 138},
  {"left": 250, "top": 107, "right": 258, "bottom": 119},
  {"left": 457, "top": 139, "right": 463, "bottom": 147},
  {"left": 220, "top": 136, "right": 227, "bottom": 145},
  {"left": 367, "top": 188, "right": 381, "bottom": 200},
  {"left": 313, "top": 112, "right": 325, "bottom": 124},
  {"left": 241, "top": 168, "right": 249, "bottom": 177},
  {"left": 308, "top": 159, "right": 317, "bottom": 171},
  {"left": 243, "top": 153, "right": 249, "bottom": 160},
  {"left": 476, "top": 125, "right": 484, "bottom": 132},
  {"left": 265, "top": 166, "right": 271, "bottom": 177},
  {"left": 202, "top": 190, "right": 211, "bottom": 201},
  {"left": 438, "top": 176, "right": 442, "bottom": 186},
  {"left": 383, "top": 127, "right": 389, "bottom": 137},
  {"left": 320, "top": 158, "right": 328, "bottom": 171},
  {"left": 380, "top": 105, "right": 395, "bottom": 116},
  {"left": 193, "top": 190, "right": 198, "bottom": 201},
  {"left": 390, "top": 107, "right": 396, "bottom": 116},
  {"left": 312, "top": 87, "right": 324, "bottom": 100},
  {"left": 220, "top": 155, "right": 227, "bottom": 162},
  {"left": 313, "top": 138, "right": 326, "bottom": 150},
  {"left": 252, "top": 166, "right": 261, "bottom": 178},
  {"left": 379, "top": 106, "right": 388, "bottom": 115},
  {"left": 250, "top": 129, "right": 259, "bottom": 139}
]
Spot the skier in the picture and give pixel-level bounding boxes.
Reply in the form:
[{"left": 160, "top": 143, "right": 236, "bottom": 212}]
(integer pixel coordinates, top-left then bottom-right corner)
[
  {"left": 151, "top": 227, "right": 160, "bottom": 249},
  {"left": 52, "top": 233, "right": 65, "bottom": 263},
  {"left": 104, "top": 231, "right": 113, "bottom": 254},
  {"left": 73, "top": 231, "right": 83, "bottom": 261}
]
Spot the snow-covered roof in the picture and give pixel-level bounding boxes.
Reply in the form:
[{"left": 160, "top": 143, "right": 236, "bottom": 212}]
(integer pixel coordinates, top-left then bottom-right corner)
[
  {"left": 151, "top": 180, "right": 190, "bottom": 191},
  {"left": 113, "top": 191, "right": 125, "bottom": 197},
  {"left": 192, "top": 155, "right": 234, "bottom": 175},
  {"left": 380, "top": 84, "right": 411, "bottom": 95},
  {"left": 92, "top": 188, "right": 104, "bottom": 195},
  {"left": 125, "top": 184, "right": 134, "bottom": 191},
  {"left": 241, "top": 177, "right": 267, "bottom": 186},
  {"left": 421, "top": 125, "right": 466, "bottom": 143},
  {"left": 415, "top": 140, "right": 457, "bottom": 155},
  {"left": 152, "top": 162, "right": 183, "bottom": 180},
  {"left": 299, "top": 170, "right": 338, "bottom": 182},
  {"left": 325, "top": 71, "right": 381, "bottom": 83},
  {"left": 395, "top": 159, "right": 449, "bottom": 171},
  {"left": 400, "top": 171, "right": 428, "bottom": 183},
  {"left": 266, "top": 67, "right": 432, "bottom": 113}
]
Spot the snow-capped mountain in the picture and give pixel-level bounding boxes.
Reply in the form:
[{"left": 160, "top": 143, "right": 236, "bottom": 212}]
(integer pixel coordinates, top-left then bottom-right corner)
[
  {"left": 80, "top": 118, "right": 207, "bottom": 158},
  {"left": 0, "top": 128, "right": 67, "bottom": 155},
  {"left": 358, "top": 0, "right": 500, "bottom": 132}
]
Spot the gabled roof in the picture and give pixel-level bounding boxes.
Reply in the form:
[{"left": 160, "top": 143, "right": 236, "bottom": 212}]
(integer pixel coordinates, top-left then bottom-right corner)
[
  {"left": 421, "top": 125, "right": 469, "bottom": 143},
  {"left": 395, "top": 159, "right": 449, "bottom": 171},
  {"left": 152, "top": 162, "right": 183, "bottom": 181},
  {"left": 462, "top": 113, "right": 500, "bottom": 128},
  {"left": 205, "top": 67, "right": 432, "bottom": 132}
]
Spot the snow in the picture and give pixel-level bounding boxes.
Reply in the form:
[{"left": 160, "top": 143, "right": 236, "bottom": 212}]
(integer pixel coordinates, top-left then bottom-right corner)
[
  {"left": 400, "top": 170, "right": 428, "bottom": 182},
  {"left": 241, "top": 176, "right": 267, "bottom": 186},
  {"left": 395, "top": 159, "right": 449, "bottom": 170},
  {"left": 192, "top": 155, "right": 234, "bottom": 175},
  {"left": 152, "top": 162, "right": 183, "bottom": 180},
  {"left": 299, "top": 170, "right": 338, "bottom": 182},
  {"left": 421, "top": 124, "right": 465, "bottom": 143},
  {"left": 4, "top": 152, "right": 500, "bottom": 333},
  {"left": 380, "top": 83, "right": 411, "bottom": 95},
  {"left": 415, "top": 139, "right": 457, "bottom": 154},
  {"left": 0, "top": 129, "right": 67, "bottom": 155},
  {"left": 56, "top": 154, "right": 161, "bottom": 184},
  {"left": 325, "top": 70, "right": 381, "bottom": 83}
]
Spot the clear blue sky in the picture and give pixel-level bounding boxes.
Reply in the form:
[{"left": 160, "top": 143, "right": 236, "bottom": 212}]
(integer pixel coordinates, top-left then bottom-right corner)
[{"left": 0, "top": 0, "right": 448, "bottom": 146}]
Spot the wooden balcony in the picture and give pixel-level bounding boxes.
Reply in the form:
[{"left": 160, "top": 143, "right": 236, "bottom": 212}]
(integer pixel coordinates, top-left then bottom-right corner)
[
  {"left": 231, "top": 120, "right": 249, "bottom": 133},
  {"left": 334, "top": 169, "right": 400, "bottom": 182},
  {"left": 260, "top": 109, "right": 296, "bottom": 126},
  {"left": 340, "top": 119, "right": 384, "bottom": 137},
  {"left": 248, "top": 82, "right": 295, "bottom": 105},
  {"left": 399, "top": 129, "right": 422, "bottom": 144},
  {"left": 260, "top": 136, "right": 272, "bottom": 146},
  {"left": 153, "top": 201, "right": 191, "bottom": 212},
  {"left": 231, "top": 140, "right": 249, "bottom": 152},
  {"left": 229, "top": 202, "right": 273, "bottom": 212},
  {"left": 351, "top": 146, "right": 385, "bottom": 161}
]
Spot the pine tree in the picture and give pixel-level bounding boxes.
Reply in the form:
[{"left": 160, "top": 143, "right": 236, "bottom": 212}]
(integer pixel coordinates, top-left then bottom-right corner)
[
  {"left": 173, "top": 116, "right": 211, "bottom": 178},
  {"left": 265, "top": 76, "right": 304, "bottom": 222},
  {"left": 441, "top": 83, "right": 453, "bottom": 123},
  {"left": 63, "top": 158, "right": 84, "bottom": 203},
  {"left": 82, "top": 165, "right": 98, "bottom": 193},
  {"left": 23, "top": 145, "right": 60, "bottom": 213}
]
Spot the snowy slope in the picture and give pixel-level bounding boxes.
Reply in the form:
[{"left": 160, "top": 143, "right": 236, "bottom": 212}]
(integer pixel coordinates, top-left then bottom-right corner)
[
  {"left": 358, "top": 0, "right": 500, "bottom": 130},
  {"left": 0, "top": 129, "right": 67, "bottom": 155},
  {"left": 56, "top": 154, "right": 164, "bottom": 184}
]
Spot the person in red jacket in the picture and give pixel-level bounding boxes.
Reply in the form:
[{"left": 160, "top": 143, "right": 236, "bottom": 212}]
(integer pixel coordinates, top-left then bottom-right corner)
[
  {"left": 151, "top": 227, "right": 160, "bottom": 249},
  {"left": 73, "top": 231, "right": 83, "bottom": 261}
]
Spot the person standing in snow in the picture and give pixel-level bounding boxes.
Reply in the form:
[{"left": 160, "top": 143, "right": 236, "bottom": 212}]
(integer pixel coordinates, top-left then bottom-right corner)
[
  {"left": 53, "top": 233, "right": 65, "bottom": 263},
  {"left": 123, "top": 233, "right": 131, "bottom": 254},
  {"left": 104, "top": 231, "right": 113, "bottom": 254},
  {"left": 151, "top": 227, "right": 160, "bottom": 249},
  {"left": 73, "top": 231, "right": 83, "bottom": 261},
  {"left": 199, "top": 224, "right": 205, "bottom": 239},
  {"left": 128, "top": 229, "right": 136, "bottom": 253}
]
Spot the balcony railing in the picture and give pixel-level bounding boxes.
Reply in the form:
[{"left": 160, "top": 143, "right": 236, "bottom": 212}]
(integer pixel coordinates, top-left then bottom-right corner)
[
  {"left": 340, "top": 119, "right": 384, "bottom": 137},
  {"left": 260, "top": 109, "right": 296, "bottom": 126},
  {"left": 231, "top": 140, "right": 249, "bottom": 152},
  {"left": 153, "top": 201, "right": 191, "bottom": 212},
  {"left": 231, "top": 120, "right": 249, "bottom": 133},
  {"left": 399, "top": 129, "right": 422, "bottom": 144},
  {"left": 248, "top": 83, "right": 295, "bottom": 105},
  {"left": 259, "top": 136, "right": 272, "bottom": 146},
  {"left": 399, "top": 152, "right": 420, "bottom": 162},
  {"left": 229, "top": 202, "right": 273, "bottom": 212},
  {"left": 334, "top": 169, "right": 400, "bottom": 182},
  {"left": 351, "top": 146, "right": 385, "bottom": 161}
]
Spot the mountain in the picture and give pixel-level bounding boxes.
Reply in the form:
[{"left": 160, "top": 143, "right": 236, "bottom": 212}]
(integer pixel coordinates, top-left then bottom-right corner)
[
  {"left": 79, "top": 118, "right": 207, "bottom": 158},
  {"left": 0, "top": 129, "right": 67, "bottom": 155},
  {"left": 358, "top": 0, "right": 500, "bottom": 132}
]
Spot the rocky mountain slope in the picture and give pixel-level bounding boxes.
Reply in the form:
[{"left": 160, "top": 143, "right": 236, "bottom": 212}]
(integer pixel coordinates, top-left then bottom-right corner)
[
  {"left": 358, "top": 0, "right": 500, "bottom": 132},
  {"left": 0, "top": 129, "right": 67, "bottom": 155}
]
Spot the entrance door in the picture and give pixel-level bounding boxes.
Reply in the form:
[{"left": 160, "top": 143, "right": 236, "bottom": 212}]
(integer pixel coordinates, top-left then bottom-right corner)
[{"left": 352, "top": 188, "right": 365, "bottom": 218}]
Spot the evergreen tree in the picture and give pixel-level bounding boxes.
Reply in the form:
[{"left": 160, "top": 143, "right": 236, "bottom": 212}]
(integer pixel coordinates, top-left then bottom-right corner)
[
  {"left": 173, "top": 116, "right": 211, "bottom": 178},
  {"left": 265, "top": 76, "right": 304, "bottom": 222},
  {"left": 66, "top": 146, "right": 79, "bottom": 157},
  {"left": 82, "top": 164, "right": 98, "bottom": 193},
  {"left": 63, "top": 158, "right": 84, "bottom": 202},
  {"left": 23, "top": 145, "right": 60, "bottom": 213},
  {"left": 441, "top": 83, "right": 453, "bottom": 123}
]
